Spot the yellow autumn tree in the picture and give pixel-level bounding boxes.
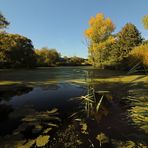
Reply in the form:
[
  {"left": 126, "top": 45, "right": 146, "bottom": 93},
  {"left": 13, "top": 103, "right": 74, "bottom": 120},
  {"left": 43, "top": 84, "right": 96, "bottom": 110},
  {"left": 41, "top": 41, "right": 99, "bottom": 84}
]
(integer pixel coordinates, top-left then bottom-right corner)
[
  {"left": 129, "top": 44, "right": 148, "bottom": 68},
  {"left": 142, "top": 15, "right": 148, "bottom": 29},
  {"left": 84, "top": 13, "right": 115, "bottom": 67}
]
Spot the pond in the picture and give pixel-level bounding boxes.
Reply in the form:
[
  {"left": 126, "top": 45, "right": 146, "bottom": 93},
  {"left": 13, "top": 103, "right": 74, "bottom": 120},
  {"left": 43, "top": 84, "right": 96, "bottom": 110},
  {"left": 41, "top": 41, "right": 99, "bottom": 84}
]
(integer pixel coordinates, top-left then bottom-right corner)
[
  {"left": 0, "top": 67, "right": 89, "bottom": 132},
  {"left": 0, "top": 67, "right": 147, "bottom": 147}
]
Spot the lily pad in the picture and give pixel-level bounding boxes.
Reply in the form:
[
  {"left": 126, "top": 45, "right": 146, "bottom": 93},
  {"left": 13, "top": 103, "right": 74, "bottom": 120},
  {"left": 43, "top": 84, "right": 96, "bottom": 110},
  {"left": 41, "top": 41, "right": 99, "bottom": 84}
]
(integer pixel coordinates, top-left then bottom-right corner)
[
  {"left": 96, "top": 132, "right": 109, "bottom": 144},
  {"left": 80, "top": 122, "right": 88, "bottom": 134},
  {"left": 36, "top": 135, "right": 50, "bottom": 147}
]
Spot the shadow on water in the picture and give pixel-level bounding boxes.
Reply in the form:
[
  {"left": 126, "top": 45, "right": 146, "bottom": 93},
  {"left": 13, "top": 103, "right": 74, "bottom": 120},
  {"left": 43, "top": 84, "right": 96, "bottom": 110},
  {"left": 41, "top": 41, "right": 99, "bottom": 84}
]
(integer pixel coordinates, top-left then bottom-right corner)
[
  {"left": 96, "top": 82, "right": 148, "bottom": 147},
  {"left": 49, "top": 81, "right": 148, "bottom": 147}
]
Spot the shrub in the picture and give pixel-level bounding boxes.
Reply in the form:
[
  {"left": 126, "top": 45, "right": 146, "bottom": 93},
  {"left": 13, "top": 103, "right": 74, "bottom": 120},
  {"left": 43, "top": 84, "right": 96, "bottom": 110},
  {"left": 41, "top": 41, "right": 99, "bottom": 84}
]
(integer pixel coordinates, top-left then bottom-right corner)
[{"left": 129, "top": 44, "right": 148, "bottom": 69}]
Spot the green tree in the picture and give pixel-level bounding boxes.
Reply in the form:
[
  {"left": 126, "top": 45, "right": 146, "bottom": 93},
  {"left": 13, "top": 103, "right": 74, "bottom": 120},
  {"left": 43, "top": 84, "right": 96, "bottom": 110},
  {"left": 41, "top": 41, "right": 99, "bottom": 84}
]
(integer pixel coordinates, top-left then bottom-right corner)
[
  {"left": 110, "top": 23, "right": 143, "bottom": 65},
  {"left": 0, "top": 12, "right": 9, "bottom": 30},
  {"left": 0, "top": 33, "right": 36, "bottom": 68},
  {"left": 57, "top": 56, "right": 87, "bottom": 66},
  {"left": 68, "top": 56, "right": 84, "bottom": 66},
  {"left": 35, "top": 48, "right": 60, "bottom": 66},
  {"left": 142, "top": 15, "right": 148, "bottom": 29}
]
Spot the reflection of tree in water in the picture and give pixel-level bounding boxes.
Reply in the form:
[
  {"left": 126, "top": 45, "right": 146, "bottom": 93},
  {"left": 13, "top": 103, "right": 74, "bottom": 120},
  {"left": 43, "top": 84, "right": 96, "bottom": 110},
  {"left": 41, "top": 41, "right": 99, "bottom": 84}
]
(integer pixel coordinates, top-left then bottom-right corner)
[
  {"left": 42, "top": 84, "right": 60, "bottom": 91},
  {"left": 0, "top": 84, "right": 33, "bottom": 100},
  {"left": 0, "top": 104, "right": 13, "bottom": 122}
]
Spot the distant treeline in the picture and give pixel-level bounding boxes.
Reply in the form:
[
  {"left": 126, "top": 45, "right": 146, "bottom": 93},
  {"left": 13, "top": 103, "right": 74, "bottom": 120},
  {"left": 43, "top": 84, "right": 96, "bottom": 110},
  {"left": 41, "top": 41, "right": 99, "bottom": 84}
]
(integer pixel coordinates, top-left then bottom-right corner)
[
  {"left": 0, "top": 32, "right": 89, "bottom": 68},
  {"left": 1, "top": 12, "right": 148, "bottom": 70},
  {"left": 0, "top": 13, "right": 89, "bottom": 68},
  {"left": 35, "top": 48, "right": 89, "bottom": 67}
]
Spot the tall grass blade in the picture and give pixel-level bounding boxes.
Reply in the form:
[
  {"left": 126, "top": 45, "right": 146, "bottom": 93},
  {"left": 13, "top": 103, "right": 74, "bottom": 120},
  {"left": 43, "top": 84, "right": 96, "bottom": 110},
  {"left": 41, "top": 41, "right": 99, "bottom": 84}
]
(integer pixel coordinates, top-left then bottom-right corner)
[{"left": 96, "top": 95, "right": 104, "bottom": 112}]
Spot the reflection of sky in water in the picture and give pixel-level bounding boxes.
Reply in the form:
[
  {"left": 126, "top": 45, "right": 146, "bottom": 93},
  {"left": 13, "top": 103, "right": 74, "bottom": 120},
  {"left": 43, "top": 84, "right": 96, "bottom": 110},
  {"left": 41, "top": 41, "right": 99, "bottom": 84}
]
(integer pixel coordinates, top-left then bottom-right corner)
[
  {"left": 0, "top": 83, "right": 86, "bottom": 135},
  {"left": 8, "top": 83, "right": 86, "bottom": 111}
]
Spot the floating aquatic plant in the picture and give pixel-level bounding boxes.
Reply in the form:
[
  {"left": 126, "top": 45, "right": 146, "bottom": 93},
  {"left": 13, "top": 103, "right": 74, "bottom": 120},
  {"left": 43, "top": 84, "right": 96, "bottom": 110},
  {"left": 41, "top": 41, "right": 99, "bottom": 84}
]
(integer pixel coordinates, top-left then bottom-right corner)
[
  {"left": 36, "top": 135, "right": 50, "bottom": 147},
  {"left": 0, "top": 107, "right": 60, "bottom": 148},
  {"left": 80, "top": 122, "right": 88, "bottom": 134},
  {"left": 96, "top": 132, "right": 109, "bottom": 147}
]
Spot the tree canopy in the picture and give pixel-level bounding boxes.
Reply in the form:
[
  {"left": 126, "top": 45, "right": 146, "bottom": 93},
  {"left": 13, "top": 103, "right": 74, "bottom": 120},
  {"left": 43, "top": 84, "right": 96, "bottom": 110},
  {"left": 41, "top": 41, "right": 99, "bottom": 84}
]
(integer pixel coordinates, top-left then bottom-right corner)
[
  {"left": 0, "top": 12, "right": 9, "bottom": 30},
  {"left": 142, "top": 15, "right": 148, "bottom": 29},
  {"left": 129, "top": 43, "right": 148, "bottom": 69},
  {"left": 35, "top": 48, "right": 60, "bottom": 66},
  {"left": 0, "top": 33, "right": 36, "bottom": 68},
  {"left": 84, "top": 13, "right": 115, "bottom": 67},
  {"left": 110, "top": 23, "right": 143, "bottom": 65}
]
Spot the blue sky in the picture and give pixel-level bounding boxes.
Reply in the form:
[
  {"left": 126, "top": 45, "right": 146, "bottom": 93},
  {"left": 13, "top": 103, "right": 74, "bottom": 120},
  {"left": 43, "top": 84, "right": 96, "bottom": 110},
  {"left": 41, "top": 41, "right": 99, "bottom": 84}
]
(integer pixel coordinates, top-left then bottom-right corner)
[{"left": 0, "top": 0, "right": 148, "bottom": 58}]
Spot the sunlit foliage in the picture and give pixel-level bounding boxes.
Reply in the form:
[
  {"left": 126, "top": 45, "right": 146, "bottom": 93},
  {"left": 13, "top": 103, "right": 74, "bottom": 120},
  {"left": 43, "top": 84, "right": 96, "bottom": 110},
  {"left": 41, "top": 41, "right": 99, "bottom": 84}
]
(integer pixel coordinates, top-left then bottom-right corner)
[
  {"left": 35, "top": 47, "right": 60, "bottom": 66},
  {"left": 88, "top": 36, "right": 115, "bottom": 67},
  {"left": 0, "top": 33, "right": 36, "bottom": 68},
  {"left": 84, "top": 13, "right": 115, "bottom": 67},
  {"left": 60, "top": 56, "right": 87, "bottom": 66},
  {"left": 142, "top": 15, "right": 148, "bottom": 29},
  {"left": 85, "top": 13, "right": 115, "bottom": 43},
  {"left": 129, "top": 43, "right": 148, "bottom": 68}
]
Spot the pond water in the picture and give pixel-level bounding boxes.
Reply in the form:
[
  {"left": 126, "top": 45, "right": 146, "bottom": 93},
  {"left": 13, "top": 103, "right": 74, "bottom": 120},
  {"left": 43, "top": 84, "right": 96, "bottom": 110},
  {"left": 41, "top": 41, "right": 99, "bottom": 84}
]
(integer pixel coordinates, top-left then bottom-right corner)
[
  {"left": 0, "top": 67, "right": 147, "bottom": 147},
  {"left": 0, "top": 67, "right": 91, "bottom": 135},
  {"left": 4, "top": 83, "right": 86, "bottom": 111},
  {"left": 0, "top": 66, "right": 121, "bottom": 113}
]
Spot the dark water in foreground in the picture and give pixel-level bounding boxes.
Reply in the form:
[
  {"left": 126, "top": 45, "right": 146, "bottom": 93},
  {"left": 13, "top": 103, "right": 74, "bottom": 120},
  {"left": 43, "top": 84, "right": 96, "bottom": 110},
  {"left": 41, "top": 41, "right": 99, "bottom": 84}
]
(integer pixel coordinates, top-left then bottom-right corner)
[
  {"left": 0, "top": 84, "right": 87, "bottom": 136},
  {"left": 0, "top": 68, "right": 89, "bottom": 148},
  {"left": 3, "top": 83, "right": 86, "bottom": 111},
  {"left": 0, "top": 67, "right": 91, "bottom": 136}
]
